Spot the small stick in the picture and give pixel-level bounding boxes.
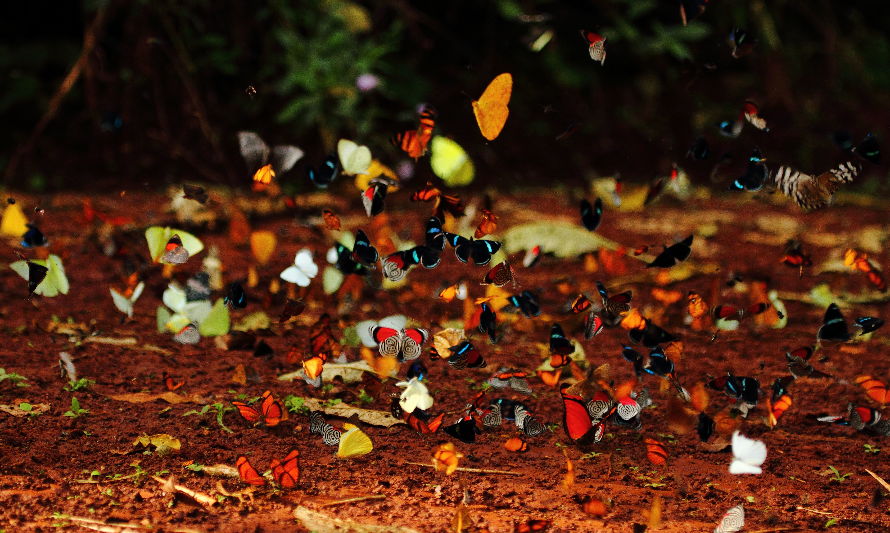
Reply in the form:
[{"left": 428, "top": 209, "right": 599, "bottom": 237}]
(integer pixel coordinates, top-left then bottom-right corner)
[
  {"left": 319, "top": 494, "right": 386, "bottom": 507},
  {"left": 152, "top": 476, "right": 216, "bottom": 506},
  {"left": 865, "top": 469, "right": 890, "bottom": 493},
  {"left": 795, "top": 506, "right": 832, "bottom": 516},
  {"left": 405, "top": 462, "right": 520, "bottom": 475}
]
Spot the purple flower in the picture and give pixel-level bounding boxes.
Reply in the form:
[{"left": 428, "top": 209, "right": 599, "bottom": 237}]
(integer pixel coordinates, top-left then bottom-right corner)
[{"left": 356, "top": 73, "right": 380, "bottom": 92}]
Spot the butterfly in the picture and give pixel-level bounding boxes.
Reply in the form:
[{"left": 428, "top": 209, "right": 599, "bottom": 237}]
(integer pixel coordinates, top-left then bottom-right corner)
[
  {"left": 475, "top": 209, "right": 498, "bottom": 238},
  {"left": 740, "top": 101, "right": 769, "bottom": 132},
  {"left": 224, "top": 282, "right": 247, "bottom": 309},
  {"left": 232, "top": 390, "right": 287, "bottom": 427},
  {"left": 270, "top": 449, "right": 300, "bottom": 488},
  {"left": 504, "top": 437, "right": 529, "bottom": 452},
  {"left": 393, "top": 107, "right": 437, "bottom": 159},
  {"left": 523, "top": 245, "right": 541, "bottom": 268},
  {"left": 477, "top": 303, "right": 498, "bottom": 343},
  {"left": 473, "top": 73, "right": 512, "bottom": 141},
  {"left": 361, "top": 181, "right": 387, "bottom": 217},
  {"left": 162, "top": 234, "right": 189, "bottom": 264},
  {"left": 549, "top": 323, "right": 575, "bottom": 368},
  {"left": 766, "top": 391, "right": 792, "bottom": 428},
  {"left": 382, "top": 246, "right": 441, "bottom": 282},
  {"left": 729, "top": 431, "right": 766, "bottom": 474},
  {"left": 236, "top": 456, "right": 266, "bottom": 486},
  {"left": 644, "top": 438, "right": 668, "bottom": 465},
  {"left": 709, "top": 373, "right": 760, "bottom": 407},
  {"left": 407, "top": 360, "right": 428, "bottom": 381},
  {"left": 560, "top": 384, "right": 605, "bottom": 444},
  {"left": 646, "top": 235, "right": 693, "bottom": 268},
  {"left": 110, "top": 276, "right": 145, "bottom": 318},
  {"left": 580, "top": 31, "right": 606, "bottom": 64},
  {"left": 447, "top": 341, "right": 487, "bottom": 369},
  {"left": 687, "top": 136, "right": 710, "bottom": 160},
  {"left": 443, "top": 413, "right": 480, "bottom": 443},
  {"left": 237, "top": 131, "right": 303, "bottom": 190},
  {"left": 730, "top": 148, "right": 768, "bottom": 192},
  {"left": 352, "top": 229, "right": 379, "bottom": 267},
  {"left": 855, "top": 316, "right": 884, "bottom": 335},
  {"left": 855, "top": 376, "right": 889, "bottom": 406},
  {"left": 482, "top": 261, "right": 515, "bottom": 287},
  {"left": 432, "top": 442, "right": 463, "bottom": 475},
  {"left": 438, "top": 282, "right": 468, "bottom": 303},
  {"left": 309, "top": 411, "right": 342, "bottom": 446},
  {"left": 843, "top": 248, "right": 886, "bottom": 292},
  {"left": 173, "top": 323, "right": 200, "bottom": 345},
  {"left": 337, "top": 139, "right": 372, "bottom": 176},
  {"left": 329, "top": 242, "right": 369, "bottom": 276},
  {"left": 817, "top": 303, "right": 851, "bottom": 342},
  {"left": 780, "top": 239, "right": 812, "bottom": 276},
  {"left": 321, "top": 209, "right": 341, "bottom": 230},
  {"left": 307, "top": 154, "right": 340, "bottom": 189},
  {"left": 431, "top": 136, "right": 475, "bottom": 187},
  {"left": 579, "top": 198, "right": 603, "bottom": 231},
  {"left": 514, "top": 405, "right": 546, "bottom": 437},
  {"left": 596, "top": 281, "right": 632, "bottom": 326},
  {"left": 369, "top": 326, "right": 428, "bottom": 362},
  {"left": 280, "top": 248, "right": 319, "bottom": 287},
  {"left": 444, "top": 233, "right": 501, "bottom": 265},
  {"left": 336, "top": 423, "right": 373, "bottom": 458},
  {"left": 785, "top": 346, "right": 830, "bottom": 379},
  {"left": 21, "top": 224, "right": 48, "bottom": 247},
  {"left": 628, "top": 319, "right": 678, "bottom": 348},
  {"left": 411, "top": 183, "right": 465, "bottom": 219},
  {"left": 182, "top": 184, "right": 208, "bottom": 204},
  {"left": 713, "top": 504, "right": 745, "bottom": 533},
  {"left": 771, "top": 134, "right": 878, "bottom": 209},
  {"left": 507, "top": 291, "right": 540, "bottom": 318},
  {"left": 488, "top": 368, "right": 532, "bottom": 394}
]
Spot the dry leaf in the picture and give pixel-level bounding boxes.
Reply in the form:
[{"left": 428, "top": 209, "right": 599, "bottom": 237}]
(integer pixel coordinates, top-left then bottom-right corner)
[
  {"left": 647, "top": 494, "right": 663, "bottom": 529},
  {"left": 452, "top": 502, "right": 471, "bottom": 532},
  {"left": 433, "top": 328, "right": 466, "bottom": 357},
  {"left": 294, "top": 506, "right": 421, "bottom": 533},
  {"left": 0, "top": 402, "right": 51, "bottom": 417},
  {"left": 107, "top": 392, "right": 201, "bottom": 404},
  {"left": 230, "top": 364, "right": 247, "bottom": 385},
  {"left": 133, "top": 434, "right": 181, "bottom": 455}
]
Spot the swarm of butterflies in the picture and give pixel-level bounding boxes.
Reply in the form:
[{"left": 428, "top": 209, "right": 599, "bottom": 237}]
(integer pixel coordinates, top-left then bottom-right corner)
[{"left": 4, "top": 7, "right": 888, "bottom": 531}]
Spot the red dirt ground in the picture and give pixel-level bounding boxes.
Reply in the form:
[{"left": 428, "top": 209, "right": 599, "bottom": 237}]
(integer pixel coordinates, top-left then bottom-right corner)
[{"left": 1, "top": 189, "right": 888, "bottom": 532}]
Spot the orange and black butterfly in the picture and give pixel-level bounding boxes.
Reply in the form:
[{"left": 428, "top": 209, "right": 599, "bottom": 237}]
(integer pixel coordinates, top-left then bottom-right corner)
[
  {"left": 309, "top": 313, "right": 337, "bottom": 356},
  {"left": 232, "top": 390, "right": 287, "bottom": 427},
  {"left": 514, "top": 519, "right": 551, "bottom": 533},
  {"left": 644, "top": 438, "right": 668, "bottom": 465},
  {"left": 780, "top": 240, "right": 812, "bottom": 277},
  {"left": 504, "top": 436, "right": 529, "bottom": 452},
  {"left": 270, "top": 449, "right": 300, "bottom": 488},
  {"left": 482, "top": 261, "right": 515, "bottom": 287},
  {"left": 390, "top": 398, "right": 444, "bottom": 433},
  {"left": 236, "top": 456, "right": 266, "bottom": 486},
  {"left": 393, "top": 107, "right": 437, "bottom": 159},
  {"left": 855, "top": 375, "right": 889, "bottom": 406},
  {"left": 411, "top": 181, "right": 466, "bottom": 219}
]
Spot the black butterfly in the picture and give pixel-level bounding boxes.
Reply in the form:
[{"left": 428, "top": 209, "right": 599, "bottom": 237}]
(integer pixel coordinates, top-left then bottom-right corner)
[
  {"left": 646, "top": 235, "right": 693, "bottom": 268},
  {"left": 479, "top": 303, "right": 497, "bottom": 343},
  {"left": 407, "top": 360, "right": 427, "bottom": 381},
  {"left": 710, "top": 373, "right": 760, "bottom": 406},
  {"left": 550, "top": 323, "right": 574, "bottom": 356},
  {"left": 596, "top": 281, "right": 632, "bottom": 326},
  {"left": 817, "top": 303, "right": 851, "bottom": 342},
  {"left": 444, "top": 233, "right": 501, "bottom": 265},
  {"left": 308, "top": 154, "right": 339, "bottom": 188},
  {"left": 628, "top": 319, "right": 678, "bottom": 348},
  {"left": 25, "top": 260, "right": 48, "bottom": 298},
  {"left": 21, "top": 224, "right": 48, "bottom": 248},
  {"left": 507, "top": 291, "right": 540, "bottom": 318},
  {"left": 224, "top": 282, "right": 247, "bottom": 309},
  {"left": 447, "top": 341, "right": 486, "bottom": 369},
  {"left": 730, "top": 148, "right": 768, "bottom": 192},
  {"left": 770, "top": 376, "right": 795, "bottom": 402},
  {"left": 854, "top": 316, "right": 884, "bottom": 335},
  {"left": 382, "top": 245, "right": 441, "bottom": 281},
  {"left": 361, "top": 182, "right": 387, "bottom": 217},
  {"left": 443, "top": 414, "right": 479, "bottom": 443},
  {"left": 580, "top": 198, "right": 603, "bottom": 232},
  {"left": 332, "top": 242, "right": 369, "bottom": 276},
  {"left": 425, "top": 216, "right": 446, "bottom": 250},
  {"left": 352, "top": 229, "right": 378, "bottom": 267}
]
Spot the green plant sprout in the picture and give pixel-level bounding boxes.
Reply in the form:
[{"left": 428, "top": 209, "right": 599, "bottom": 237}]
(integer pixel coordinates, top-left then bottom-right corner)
[
  {"left": 0, "top": 368, "right": 28, "bottom": 386},
  {"left": 64, "top": 378, "right": 95, "bottom": 392},
  {"left": 182, "top": 403, "right": 234, "bottom": 433},
  {"left": 357, "top": 389, "right": 374, "bottom": 404},
  {"left": 826, "top": 466, "right": 852, "bottom": 483},
  {"left": 284, "top": 395, "right": 308, "bottom": 414},
  {"left": 63, "top": 397, "right": 89, "bottom": 418},
  {"left": 863, "top": 444, "right": 881, "bottom": 455}
]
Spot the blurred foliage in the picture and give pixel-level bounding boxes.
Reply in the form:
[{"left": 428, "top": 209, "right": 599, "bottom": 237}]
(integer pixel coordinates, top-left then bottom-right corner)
[{"left": 0, "top": 0, "right": 888, "bottom": 191}]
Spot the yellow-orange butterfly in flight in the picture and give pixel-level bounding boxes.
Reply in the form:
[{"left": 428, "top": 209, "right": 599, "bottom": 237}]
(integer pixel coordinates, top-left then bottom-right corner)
[{"left": 472, "top": 73, "right": 512, "bottom": 141}]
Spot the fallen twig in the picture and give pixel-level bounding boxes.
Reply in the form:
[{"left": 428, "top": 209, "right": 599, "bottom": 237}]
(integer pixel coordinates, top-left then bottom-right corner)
[
  {"left": 405, "top": 462, "right": 521, "bottom": 475},
  {"left": 319, "top": 494, "right": 387, "bottom": 507},
  {"left": 152, "top": 475, "right": 216, "bottom": 506},
  {"left": 64, "top": 515, "right": 149, "bottom": 533},
  {"left": 795, "top": 506, "right": 832, "bottom": 516},
  {"left": 865, "top": 469, "right": 890, "bottom": 492}
]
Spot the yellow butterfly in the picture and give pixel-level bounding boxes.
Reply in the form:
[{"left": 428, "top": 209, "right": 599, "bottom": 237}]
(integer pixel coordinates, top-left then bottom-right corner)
[
  {"left": 430, "top": 136, "right": 474, "bottom": 187},
  {"left": 472, "top": 73, "right": 512, "bottom": 141},
  {"left": 336, "top": 423, "right": 373, "bottom": 458}
]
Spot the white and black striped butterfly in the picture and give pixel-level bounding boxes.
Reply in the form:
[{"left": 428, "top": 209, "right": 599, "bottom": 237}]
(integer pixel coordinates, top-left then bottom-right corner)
[
  {"left": 772, "top": 160, "right": 861, "bottom": 210},
  {"left": 514, "top": 405, "right": 545, "bottom": 437},
  {"left": 309, "top": 411, "right": 341, "bottom": 446},
  {"left": 713, "top": 504, "right": 744, "bottom": 533},
  {"left": 369, "top": 326, "right": 428, "bottom": 361}
]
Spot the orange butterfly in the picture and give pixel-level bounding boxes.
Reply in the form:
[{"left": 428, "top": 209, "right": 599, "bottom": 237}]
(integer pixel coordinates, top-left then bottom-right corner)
[
  {"left": 855, "top": 375, "right": 889, "bottom": 406},
  {"left": 232, "top": 390, "right": 287, "bottom": 427},
  {"left": 321, "top": 209, "right": 341, "bottom": 230},
  {"left": 411, "top": 182, "right": 466, "bottom": 218},
  {"left": 163, "top": 372, "right": 184, "bottom": 391},
  {"left": 504, "top": 437, "right": 529, "bottom": 452},
  {"left": 844, "top": 249, "right": 887, "bottom": 291},
  {"left": 473, "top": 73, "right": 512, "bottom": 141},
  {"left": 537, "top": 369, "right": 561, "bottom": 387},
  {"left": 474, "top": 209, "right": 498, "bottom": 238},
  {"left": 578, "top": 495, "right": 608, "bottom": 517},
  {"left": 270, "top": 449, "right": 300, "bottom": 488},
  {"left": 236, "top": 456, "right": 266, "bottom": 486},
  {"left": 514, "top": 519, "right": 551, "bottom": 533},
  {"left": 432, "top": 442, "right": 463, "bottom": 475},
  {"left": 766, "top": 394, "right": 792, "bottom": 428},
  {"left": 644, "top": 438, "right": 668, "bottom": 465},
  {"left": 393, "top": 107, "right": 437, "bottom": 159}
]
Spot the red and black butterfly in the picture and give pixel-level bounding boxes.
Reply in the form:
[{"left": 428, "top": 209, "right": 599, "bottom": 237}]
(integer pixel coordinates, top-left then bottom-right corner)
[
  {"left": 628, "top": 319, "right": 678, "bottom": 348},
  {"left": 383, "top": 245, "right": 441, "bottom": 282},
  {"left": 232, "top": 390, "right": 287, "bottom": 427},
  {"left": 443, "top": 412, "right": 480, "bottom": 443},
  {"left": 549, "top": 324, "right": 575, "bottom": 367},
  {"left": 270, "top": 449, "right": 300, "bottom": 488},
  {"left": 331, "top": 242, "right": 370, "bottom": 276},
  {"left": 447, "top": 341, "right": 486, "bottom": 369},
  {"left": 580, "top": 198, "right": 603, "bottom": 232},
  {"left": 560, "top": 384, "right": 605, "bottom": 444},
  {"left": 444, "top": 233, "right": 502, "bottom": 265},
  {"left": 596, "top": 281, "right": 632, "bottom": 326},
  {"left": 646, "top": 235, "right": 693, "bottom": 268},
  {"left": 785, "top": 346, "right": 831, "bottom": 379},
  {"left": 482, "top": 260, "right": 515, "bottom": 287},
  {"left": 390, "top": 398, "right": 444, "bottom": 433},
  {"left": 708, "top": 373, "right": 760, "bottom": 407},
  {"left": 370, "top": 326, "right": 428, "bottom": 362},
  {"left": 162, "top": 234, "right": 189, "bottom": 264},
  {"left": 644, "top": 438, "right": 668, "bottom": 465},
  {"left": 361, "top": 181, "right": 387, "bottom": 217},
  {"left": 571, "top": 294, "right": 592, "bottom": 314},
  {"left": 352, "top": 229, "right": 379, "bottom": 267},
  {"left": 236, "top": 456, "right": 266, "bottom": 486}
]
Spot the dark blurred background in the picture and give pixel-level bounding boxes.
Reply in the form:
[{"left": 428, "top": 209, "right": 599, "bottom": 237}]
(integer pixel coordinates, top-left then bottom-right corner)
[{"left": 1, "top": 0, "right": 888, "bottom": 192}]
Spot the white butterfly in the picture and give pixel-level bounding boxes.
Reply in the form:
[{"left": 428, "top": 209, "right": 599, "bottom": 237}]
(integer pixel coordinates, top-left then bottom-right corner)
[
  {"left": 110, "top": 281, "right": 145, "bottom": 318},
  {"left": 396, "top": 377, "right": 433, "bottom": 413},
  {"left": 729, "top": 431, "right": 767, "bottom": 474},
  {"left": 337, "top": 139, "right": 372, "bottom": 176},
  {"left": 280, "top": 248, "right": 318, "bottom": 287},
  {"left": 713, "top": 504, "right": 744, "bottom": 533}
]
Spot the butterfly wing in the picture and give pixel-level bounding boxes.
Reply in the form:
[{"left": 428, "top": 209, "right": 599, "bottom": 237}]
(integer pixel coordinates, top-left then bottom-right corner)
[
  {"left": 270, "top": 449, "right": 300, "bottom": 488},
  {"left": 561, "top": 385, "right": 601, "bottom": 443},
  {"left": 338, "top": 139, "right": 372, "bottom": 176},
  {"left": 580, "top": 198, "right": 603, "bottom": 231},
  {"left": 400, "top": 328, "right": 428, "bottom": 361},
  {"left": 271, "top": 145, "right": 303, "bottom": 175},
  {"left": 729, "top": 431, "right": 766, "bottom": 474},
  {"left": 259, "top": 390, "right": 286, "bottom": 427},
  {"left": 817, "top": 303, "right": 851, "bottom": 341},
  {"left": 232, "top": 401, "right": 261, "bottom": 424},
  {"left": 337, "top": 425, "right": 373, "bottom": 458},
  {"left": 237, "top": 131, "right": 270, "bottom": 173},
  {"left": 472, "top": 73, "right": 512, "bottom": 141},
  {"left": 713, "top": 504, "right": 745, "bottom": 533},
  {"left": 236, "top": 456, "right": 266, "bottom": 486},
  {"left": 371, "top": 326, "right": 402, "bottom": 357}
]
